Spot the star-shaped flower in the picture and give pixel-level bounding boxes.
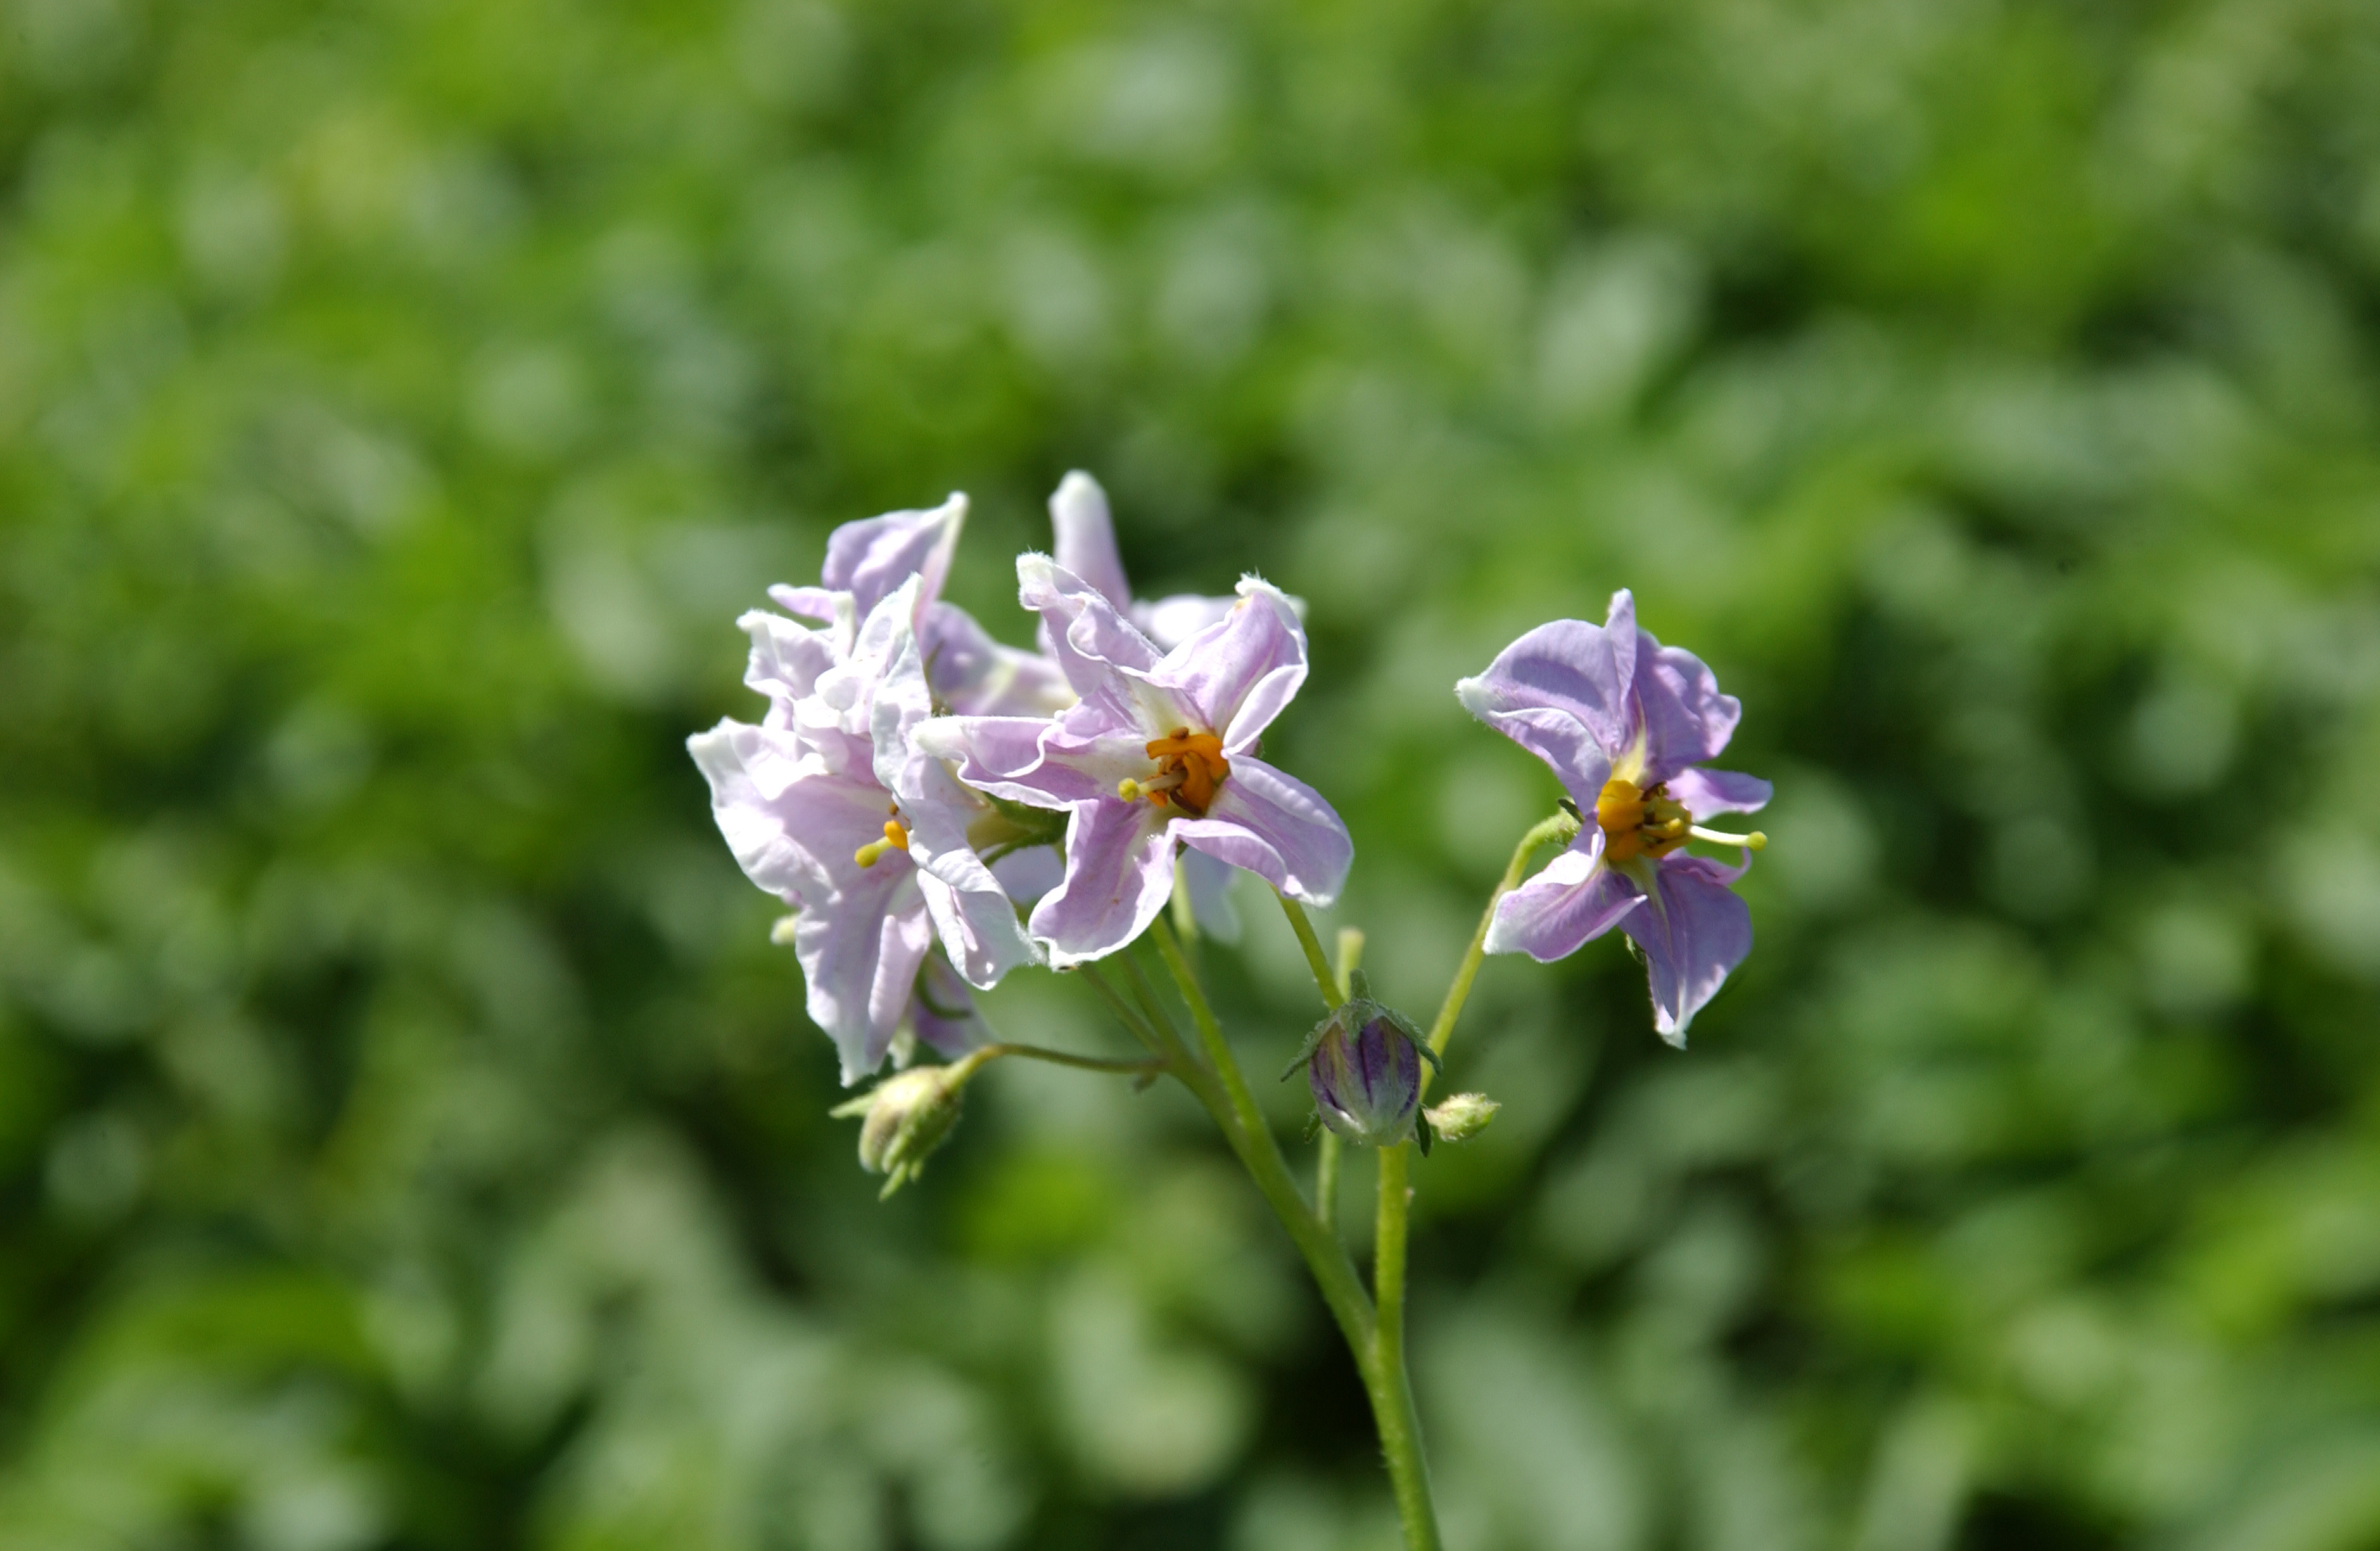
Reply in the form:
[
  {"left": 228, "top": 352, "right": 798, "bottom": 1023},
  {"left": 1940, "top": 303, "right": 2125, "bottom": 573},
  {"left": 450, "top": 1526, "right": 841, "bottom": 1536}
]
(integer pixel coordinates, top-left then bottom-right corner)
[
  {"left": 918, "top": 557, "right": 1351, "bottom": 967},
  {"left": 691, "top": 575, "right": 1040, "bottom": 1082},
  {"left": 1457, "top": 590, "right": 1769, "bottom": 1043}
]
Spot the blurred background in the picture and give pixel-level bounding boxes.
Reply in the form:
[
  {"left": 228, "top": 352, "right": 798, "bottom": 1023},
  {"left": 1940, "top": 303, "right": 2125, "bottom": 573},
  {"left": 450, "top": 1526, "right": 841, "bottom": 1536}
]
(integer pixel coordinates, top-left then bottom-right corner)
[{"left": 5, "top": 1, "right": 2380, "bottom": 1547}]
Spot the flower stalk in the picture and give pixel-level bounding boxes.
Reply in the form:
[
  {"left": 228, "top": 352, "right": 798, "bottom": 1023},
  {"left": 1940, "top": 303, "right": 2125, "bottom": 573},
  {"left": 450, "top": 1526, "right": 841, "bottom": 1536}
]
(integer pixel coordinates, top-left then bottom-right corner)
[{"left": 699, "top": 477, "right": 1766, "bottom": 1551}]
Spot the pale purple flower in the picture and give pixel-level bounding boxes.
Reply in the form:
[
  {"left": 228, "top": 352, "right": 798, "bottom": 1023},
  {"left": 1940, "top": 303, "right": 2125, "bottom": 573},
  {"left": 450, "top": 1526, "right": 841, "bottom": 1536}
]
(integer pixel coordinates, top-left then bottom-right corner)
[
  {"left": 916, "top": 556, "right": 1351, "bottom": 968},
  {"left": 690, "top": 577, "right": 1040, "bottom": 1083},
  {"left": 768, "top": 493, "right": 1071, "bottom": 720},
  {"left": 1047, "top": 470, "right": 1273, "bottom": 939},
  {"left": 1048, "top": 470, "right": 1248, "bottom": 651},
  {"left": 1457, "top": 590, "right": 1770, "bottom": 1044}
]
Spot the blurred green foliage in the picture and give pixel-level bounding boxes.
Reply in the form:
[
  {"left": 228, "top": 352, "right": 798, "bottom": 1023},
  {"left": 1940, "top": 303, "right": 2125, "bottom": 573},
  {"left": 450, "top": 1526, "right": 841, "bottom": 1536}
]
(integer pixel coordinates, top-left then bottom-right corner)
[{"left": 5, "top": 0, "right": 2380, "bottom": 1547}]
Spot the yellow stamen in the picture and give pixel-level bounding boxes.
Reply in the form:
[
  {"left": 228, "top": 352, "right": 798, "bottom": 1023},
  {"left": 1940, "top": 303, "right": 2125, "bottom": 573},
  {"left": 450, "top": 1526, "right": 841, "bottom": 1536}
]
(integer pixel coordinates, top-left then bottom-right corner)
[
  {"left": 1131, "top": 726, "right": 1230, "bottom": 817},
  {"left": 854, "top": 817, "right": 911, "bottom": 868},
  {"left": 1594, "top": 777, "right": 1697, "bottom": 862},
  {"left": 1119, "top": 770, "right": 1188, "bottom": 802}
]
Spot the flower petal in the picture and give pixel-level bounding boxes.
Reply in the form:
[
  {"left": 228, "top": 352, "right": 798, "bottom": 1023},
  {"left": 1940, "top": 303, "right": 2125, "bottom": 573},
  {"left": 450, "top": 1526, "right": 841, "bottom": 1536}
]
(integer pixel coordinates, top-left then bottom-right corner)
[
  {"left": 1622, "top": 594, "right": 1742, "bottom": 783},
  {"left": 1174, "top": 755, "right": 1352, "bottom": 908},
  {"left": 689, "top": 719, "right": 879, "bottom": 901},
  {"left": 1019, "top": 553, "right": 1163, "bottom": 699},
  {"left": 1048, "top": 470, "right": 1134, "bottom": 612},
  {"left": 1618, "top": 854, "right": 1754, "bottom": 1045},
  {"left": 820, "top": 492, "right": 966, "bottom": 623},
  {"left": 1455, "top": 604, "right": 1637, "bottom": 798},
  {"left": 914, "top": 856, "right": 1039, "bottom": 988},
  {"left": 739, "top": 608, "right": 842, "bottom": 721},
  {"left": 1029, "top": 798, "right": 1177, "bottom": 966},
  {"left": 795, "top": 576, "right": 919, "bottom": 779},
  {"left": 1665, "top": 767, "right": 1772, "bottom": 818},
  {"left": 990, "top": 844, "right": 1064, "bottom": 904},
  {"left": 1482, "top": 836, "right": 1642, "bottom": 961},
  {"left": 1150, "top": 578, "right": 1309, "bottom": 749},
  {"left": 766, "top": 585, "right": 843, "bottom": 624},
  {"left": 921, "top": 601, "right": 1073, "bottom": 717},
  {"left": 908, "top": 954, "right": 981, "bottom": 1062},
  {"left": 787, "top": 889, "right": 934, "bottom": 1082},
  {"left": 914, "top": 716, "right": 1117, "bottom": 809},
  {"left": 866, "top": 620, "right": 1042, "bottom": 987},
  {"left": 1135, "top": 593, "right": 1239, "bottom": 651}
]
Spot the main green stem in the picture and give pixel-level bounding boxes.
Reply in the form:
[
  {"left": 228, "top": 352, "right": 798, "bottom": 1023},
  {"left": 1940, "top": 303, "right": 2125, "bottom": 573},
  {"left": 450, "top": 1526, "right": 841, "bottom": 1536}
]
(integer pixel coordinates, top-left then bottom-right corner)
[
  {"left": 1275, "top": 897, "right": 1443, "bottom": 1551},
  {"left": 1146, "top": 917, "right": 1377, "bottom": 1359},
  {"left": 1313, "top": 929, "right": 1364, "bottom": 1232}
]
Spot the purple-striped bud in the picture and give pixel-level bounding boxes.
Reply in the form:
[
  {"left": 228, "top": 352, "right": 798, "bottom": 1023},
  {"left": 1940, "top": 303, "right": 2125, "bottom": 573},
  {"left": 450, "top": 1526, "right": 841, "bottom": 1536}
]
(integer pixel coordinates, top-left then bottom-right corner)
[{"left": 1307, "top": 1013, "right": 1424, "bottom": 1147}]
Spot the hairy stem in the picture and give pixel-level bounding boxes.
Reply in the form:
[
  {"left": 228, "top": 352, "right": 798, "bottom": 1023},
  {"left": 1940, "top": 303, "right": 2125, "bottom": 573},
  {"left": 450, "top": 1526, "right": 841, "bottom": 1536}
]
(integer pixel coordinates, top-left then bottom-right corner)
[
  {"left": 1276, "top": 893, "right": 1343, "bottom": 1011},
  {"left": 1145, "top": 917, "right": 1376, "bottom": 1356},
  {"left": 1370, "top": 1140, "right": 1438, "bottom": 1551},
  {"left": 1072, "top": 961, "right": 1173, "bottom": 1063},
  {"left": 1421, "top": 809, "right": 1580, "bottom": 1080},
  {"left": 974, "top": 1041, "right": 1169, "bottom": 1076},
  {"left": 1118, "top": 946, "right": 1195, "bottom": 1067},
  {"left": 1261, "top": 901, "right": 1443, "bottom": 1549},
  {"left": 1313, "top": 927, "right": 1365, "bottom": 1233}
]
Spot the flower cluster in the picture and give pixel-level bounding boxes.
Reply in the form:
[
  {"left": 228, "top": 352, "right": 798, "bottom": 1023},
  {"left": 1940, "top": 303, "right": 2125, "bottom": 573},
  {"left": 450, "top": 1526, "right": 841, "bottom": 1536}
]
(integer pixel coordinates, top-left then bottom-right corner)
[
  {"left": 694, "top": 477, "right": 1768, "bottom": 1094},
  {"left": 691, "top": 474, "right": 1355, "bottom": 1082},
  {"left": 690, "top": 480, "right": 1770, "bottom": 1551}
]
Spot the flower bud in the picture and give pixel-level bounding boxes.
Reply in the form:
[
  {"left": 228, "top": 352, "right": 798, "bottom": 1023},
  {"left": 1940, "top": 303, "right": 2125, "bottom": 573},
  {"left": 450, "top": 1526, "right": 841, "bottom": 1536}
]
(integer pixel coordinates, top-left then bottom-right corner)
[
  {"left": 1423, "top": 1092, "right": 1499, "bottom": 1143},
  {"left": 829, "top": 1064, "right": 968, "bottom": 1198},
  {"left": 1307, "top": 1012, "right": 1425, "bottom": 1147}
]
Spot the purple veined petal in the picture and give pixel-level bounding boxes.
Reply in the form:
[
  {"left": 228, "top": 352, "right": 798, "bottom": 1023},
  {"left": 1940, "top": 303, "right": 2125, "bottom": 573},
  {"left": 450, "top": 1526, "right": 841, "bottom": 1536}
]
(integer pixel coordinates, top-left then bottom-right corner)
[
  {"left": 911, "top": 715, "right": 1053, "bottom": 783},
  {"left": 870, "top": 897, "right": 940, "bottom": 1077},
  {"left": 1037, "top": 728, "right": 1176, "bottom": 800},
  {"left": 894, "top": 748, "right": 1041, "bottom": 984},
  {"left": 1618, "top": 854, "right": 1754, "bottom": 1046},
  {"left": 1173, "top": 755, "right": 1352, "bottom": 908},
  {"left": 914, "top": 717, "right": 1114, "bottom": 809},
  {"left": 739, "top": 609, "right": 842, "bottom": 716},
  {"left": 1180, "top": 846, "right": 1243, "bottom": 943},
  {"left": 1019, "top": 554, "right": 1164, "bottom": 695},
  {"left": 690, "top": 720, "right": 885, "bottom": 902},
  {"left": 821, "top": 492, "right": 967, "bottom": 623},
  {"left": 914, "top": 862, "right": 1040, "bottom": 987},
  {"left": 909, "top": 954, "right": 981, "bottom": 1062},
  {"left": 1462, "top": 703, "right": 1615, "bottom": 813},
  {"left": 1666, "top": 767, "right": 1772, "bottom": 818},
  {"left": 921, "top": 601, "right": 1074, "bottom": 718},
  {"left": 1482, "top": 835, "right": 1642, "bottom": 961},
  {"left": 1455, "top": 604, "right": 1638, "bottom": 793},
  {"left": 1135, "top": 593, "right": 1240, "bottom": 651},
  {"left": 1630, "top": 623, "right": 1741, "bottom": 785},
  {"left": 1048, "top": 471, "right": 1135, "bottom": 613},
  {"left": 991, "top": 844, "right": 1064, "bottom": 904},
  {"left": 767, "top": 584, "right": 843, "bottom": 624},
  {"left": 1028, "top": 798, "right": 1178, "bottom": 967},
  {"left": 798, "top": 576, "right": 923, "bottom": 781},
  {"left": 868, "top": 612, "right": 938, "bottom": 801},
  {"left": 1149, "top": 578, "right": 1309, "bottom": 749},
  {"left": 783, "top": 857, "right": 930, "bottom": 1082}
]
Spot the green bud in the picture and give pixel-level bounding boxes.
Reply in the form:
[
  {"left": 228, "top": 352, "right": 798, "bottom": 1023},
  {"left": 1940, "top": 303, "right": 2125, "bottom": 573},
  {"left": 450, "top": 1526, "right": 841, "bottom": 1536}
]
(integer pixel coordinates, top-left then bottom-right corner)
[
  {"left": 1422, "top": 1092, "right": 1499, "bottom": 1143},
  {"left": 830, "top": 1064, "right": 968, "bottom": 1198}
]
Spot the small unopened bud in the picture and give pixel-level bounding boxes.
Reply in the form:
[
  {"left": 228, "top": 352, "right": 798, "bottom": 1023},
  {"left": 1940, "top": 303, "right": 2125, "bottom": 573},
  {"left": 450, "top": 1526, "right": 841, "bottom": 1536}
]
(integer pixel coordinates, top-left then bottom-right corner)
[
  {"left": 1305, "top": 1012, "right": 1427, "bottom": 1147},
  {"left": 1423, "top": 1092, "right": 1499, "bottom": 1143},
  {"left": 829, "top": 1064, "right": 968, "bottom": 1198}
]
